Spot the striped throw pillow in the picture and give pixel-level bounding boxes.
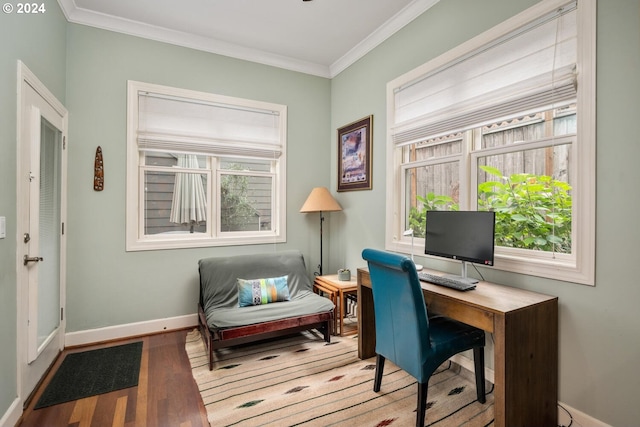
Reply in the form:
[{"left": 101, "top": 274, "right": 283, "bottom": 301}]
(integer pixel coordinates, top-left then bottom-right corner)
[{"left": 237, "top": 275, "right": 290, "bottom": 307}]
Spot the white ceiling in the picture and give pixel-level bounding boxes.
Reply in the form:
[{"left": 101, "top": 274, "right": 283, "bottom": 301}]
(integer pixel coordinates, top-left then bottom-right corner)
[{"left": 57, "top": 0, "right": 439, "bottom": 78}]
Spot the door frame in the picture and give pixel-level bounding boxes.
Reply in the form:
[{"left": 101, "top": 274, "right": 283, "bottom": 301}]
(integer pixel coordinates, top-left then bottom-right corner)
[{"left": 16, "top": 60, "right": 68, "bottom": 406}]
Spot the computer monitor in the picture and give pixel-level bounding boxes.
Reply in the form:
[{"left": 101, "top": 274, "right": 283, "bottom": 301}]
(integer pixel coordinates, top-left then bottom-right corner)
[{"left": 424, "top": 210, "right": 495, "bottom": 284}]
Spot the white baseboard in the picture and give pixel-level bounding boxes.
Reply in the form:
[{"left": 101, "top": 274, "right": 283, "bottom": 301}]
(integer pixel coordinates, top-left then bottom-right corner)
[
  {"left": 451, "top": 354, "right": 611, "bottom": 427},
  {"left": 451, "top": 353, "right": 495, "bottom": 384},
  {"left": 64, "top": 313, "right": 198, "bottom": 347},
  {"left": 0, "top": 397, "right": 21, "bottom": 427},
  {"left": 557, "top": 402, "right": 612, "bottom": 427}
]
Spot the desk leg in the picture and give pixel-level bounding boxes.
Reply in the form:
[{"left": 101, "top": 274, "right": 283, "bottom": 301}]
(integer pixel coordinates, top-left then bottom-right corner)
[
  {"left": 493, "top": 302, "right": 558, "bottom": 427},
  {"left": 357, "top": 282, "right": 376, "bottom": 359},
  {"left": 493, "top": 317, "right": 507, "bottom": 427}
]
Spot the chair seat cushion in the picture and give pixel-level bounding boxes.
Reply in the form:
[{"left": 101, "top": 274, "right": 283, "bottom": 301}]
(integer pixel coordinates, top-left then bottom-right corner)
[{"left": 428, "top": 315, "right": 486, "bottom": 355}]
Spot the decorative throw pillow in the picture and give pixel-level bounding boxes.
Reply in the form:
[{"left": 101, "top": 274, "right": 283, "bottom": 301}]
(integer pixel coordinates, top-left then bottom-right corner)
[{"left": 237, "top": 275, "right": 290, "bottom": 307}]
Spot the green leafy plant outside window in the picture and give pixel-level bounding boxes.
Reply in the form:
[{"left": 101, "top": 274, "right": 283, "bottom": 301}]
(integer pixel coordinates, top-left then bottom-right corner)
[
  {"left": 408, "top": 165, "right": 572, "bottom": 253},
  {"left": 407, "top": 193, "right": 459, "bottom": 239}
]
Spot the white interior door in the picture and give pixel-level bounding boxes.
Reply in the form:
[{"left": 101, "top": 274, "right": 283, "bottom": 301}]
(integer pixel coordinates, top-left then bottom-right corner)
[{"left": 17, "top": 62, "right": 67, "bottom": 404}]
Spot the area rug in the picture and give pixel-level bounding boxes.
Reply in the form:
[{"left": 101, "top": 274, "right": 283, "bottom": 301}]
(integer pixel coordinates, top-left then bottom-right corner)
[
  {"left": 185, "top": 330, "right": 494, "bottom": 426},
  {"left": 35, "top": 341, "right": 143, "bottom": 409}
]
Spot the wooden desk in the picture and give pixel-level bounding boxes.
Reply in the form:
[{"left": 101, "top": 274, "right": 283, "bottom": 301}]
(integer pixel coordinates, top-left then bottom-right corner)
[{"left": 357, "top": 268, "right": 558, "bottom": 427}]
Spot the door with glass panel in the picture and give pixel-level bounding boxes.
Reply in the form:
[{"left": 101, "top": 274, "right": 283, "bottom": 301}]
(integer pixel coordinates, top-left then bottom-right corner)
[{"left": 18, "top": 63, "right": 67, "bottom": 403}]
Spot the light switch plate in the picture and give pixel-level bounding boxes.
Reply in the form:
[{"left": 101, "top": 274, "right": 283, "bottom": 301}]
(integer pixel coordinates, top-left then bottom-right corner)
[{"left": 0, "top": 216, "right": 5, "bottom": 239}]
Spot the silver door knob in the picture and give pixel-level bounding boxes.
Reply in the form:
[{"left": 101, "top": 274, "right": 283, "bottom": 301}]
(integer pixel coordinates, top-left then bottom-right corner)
[{"left": 23, "top": 255, "right": 44, "bottom": 265}]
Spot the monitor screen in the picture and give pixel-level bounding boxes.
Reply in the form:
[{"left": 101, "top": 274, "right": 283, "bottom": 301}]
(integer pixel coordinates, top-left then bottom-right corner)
[{"left": 424, "top": 211, "right": 495, "bottom": 266}]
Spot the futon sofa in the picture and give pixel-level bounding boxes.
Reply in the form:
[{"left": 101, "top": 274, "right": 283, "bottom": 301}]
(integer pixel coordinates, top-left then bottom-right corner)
[{"left": 198, "top": 250, "right": 334, "bottom": 370}]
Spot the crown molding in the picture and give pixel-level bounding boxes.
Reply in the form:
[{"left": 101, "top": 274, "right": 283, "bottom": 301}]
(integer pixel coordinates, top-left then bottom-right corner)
[
  {"left": 330, "top": 0, "right": 440, "bottom": 77},
  {"left": 56, "top": 0, "right": 438, "bottom": 79}
]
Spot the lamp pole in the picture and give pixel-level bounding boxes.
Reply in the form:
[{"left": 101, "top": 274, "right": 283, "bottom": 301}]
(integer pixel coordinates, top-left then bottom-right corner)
[{"left": 318, "top": 211, "right": 324, "bottom": 276}]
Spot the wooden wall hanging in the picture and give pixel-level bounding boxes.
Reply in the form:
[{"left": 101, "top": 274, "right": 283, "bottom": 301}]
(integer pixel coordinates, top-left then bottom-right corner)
[{"left": 94, "top": 146, "right": 104, "bottom": 191}]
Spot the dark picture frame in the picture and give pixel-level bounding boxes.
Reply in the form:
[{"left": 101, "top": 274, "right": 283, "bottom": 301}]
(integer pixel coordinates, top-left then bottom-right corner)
[{"left": 337, "top": 115, "right": 372, "bottom": 192}]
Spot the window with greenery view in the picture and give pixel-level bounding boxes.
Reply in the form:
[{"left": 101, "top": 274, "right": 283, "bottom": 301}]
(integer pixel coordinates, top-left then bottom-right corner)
[
  {"left": 406, "top": 108, "right": 575, "bottom": 255},
  {"left": 388, "top": 0, "right": 596, "bottom": 284}
]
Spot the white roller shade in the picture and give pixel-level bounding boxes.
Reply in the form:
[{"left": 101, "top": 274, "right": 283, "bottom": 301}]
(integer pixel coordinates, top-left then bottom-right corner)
[
  {"left": 137, "top": 91, "right": 284, "bottom": 158},
  {"left": 392, "top": 2, "right": 577, "bottom": 145}
]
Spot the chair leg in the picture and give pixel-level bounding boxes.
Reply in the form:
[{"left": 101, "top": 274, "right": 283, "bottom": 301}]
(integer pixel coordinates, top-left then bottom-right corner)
[
  {"left": 473, "top": 347, "right": 486, "bottom": 404},
  {"left": 373, "top": 354, "right": 385, "bottom": 392},
  {"left": 416, "top": 382, "right": 428, "bottom": 427}
]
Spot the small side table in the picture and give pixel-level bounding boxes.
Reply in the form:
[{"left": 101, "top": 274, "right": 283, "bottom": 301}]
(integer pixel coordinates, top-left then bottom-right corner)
[{"left": 313, "top": 274, "right": 358, "bottom": 336}]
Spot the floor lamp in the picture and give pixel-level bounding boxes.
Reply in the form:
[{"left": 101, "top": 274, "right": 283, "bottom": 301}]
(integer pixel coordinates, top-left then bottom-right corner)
[{"left": 300, "top": 187, "right": 342, "bottom": 276}]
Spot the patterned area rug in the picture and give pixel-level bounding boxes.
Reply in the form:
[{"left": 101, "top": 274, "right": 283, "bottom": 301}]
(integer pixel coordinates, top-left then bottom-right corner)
[{"left": 185, "top": 329, "right": 494, "bottom": 426}]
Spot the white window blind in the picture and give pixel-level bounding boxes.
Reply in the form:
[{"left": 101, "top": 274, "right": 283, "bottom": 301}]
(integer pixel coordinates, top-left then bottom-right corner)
[
  {"left": 392, "top": 2, "right": 577, "bottom": 146},
  {"left": 137, "top": 91, "right": 284, "bottom": 158}
]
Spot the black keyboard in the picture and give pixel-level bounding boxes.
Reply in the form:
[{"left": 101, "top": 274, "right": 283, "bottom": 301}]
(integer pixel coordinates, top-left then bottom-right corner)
[{"left": 417, "top": 272, "right": 476, "bottom": 291}]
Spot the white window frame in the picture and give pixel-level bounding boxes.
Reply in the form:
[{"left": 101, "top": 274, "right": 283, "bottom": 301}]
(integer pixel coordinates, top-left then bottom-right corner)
[
  {"left": 126, "top": 81, "right": 287, "bottom": 251},
  {"left": 385, "top": 0, "right": 596, "bottom": 285}
]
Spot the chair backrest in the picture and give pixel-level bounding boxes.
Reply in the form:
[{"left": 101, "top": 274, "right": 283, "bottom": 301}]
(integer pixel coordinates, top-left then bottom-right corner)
[{"left": 362, "top": 248, "right": 431, "bottom": 380}]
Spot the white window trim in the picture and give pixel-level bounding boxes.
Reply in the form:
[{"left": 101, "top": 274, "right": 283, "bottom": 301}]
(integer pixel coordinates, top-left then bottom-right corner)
[
  {"left": 385, "top": 0, "right": 596, "bottom": 285},
  {"left": 126, "top": 81, "right": 287, "bottom": 251}
]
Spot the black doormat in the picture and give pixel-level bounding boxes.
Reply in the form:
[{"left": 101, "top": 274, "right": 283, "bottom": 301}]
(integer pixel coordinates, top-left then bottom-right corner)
[{"left": 35, "top": 341, "right": 143, "bottom": 409}]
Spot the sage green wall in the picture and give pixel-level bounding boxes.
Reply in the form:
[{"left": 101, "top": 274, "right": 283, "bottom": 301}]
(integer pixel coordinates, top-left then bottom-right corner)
[
  {"left": 0, "top": 0, "right": 67, "bottom": 418},
  {"left": 3, "top": 0, "right": 639, "bottom": 425},
  {"left": 64, "top": 24, "right": 331, "bottom": 331},
  {"left": 329, "top": 0, "right": 640, "bottom": 425}
]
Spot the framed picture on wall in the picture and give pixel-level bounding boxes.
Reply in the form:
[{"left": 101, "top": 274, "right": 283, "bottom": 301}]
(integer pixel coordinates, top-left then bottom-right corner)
[{"left": 337, "top": 115, "right": 372, "bottom": 192}]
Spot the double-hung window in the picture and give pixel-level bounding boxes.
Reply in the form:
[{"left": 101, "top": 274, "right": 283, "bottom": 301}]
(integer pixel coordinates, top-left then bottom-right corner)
[
  {"left": 126, "top": 81, "right": 287, "bottom": 251},
  {"left": 386, "top": 0, "right": 595, "bottom": 284}
]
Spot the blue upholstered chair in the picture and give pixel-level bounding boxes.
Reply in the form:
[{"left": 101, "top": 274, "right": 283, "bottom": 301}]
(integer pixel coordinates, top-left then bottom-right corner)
[{"left": 361, "top": 248, "right": 486, "bottom": 427}]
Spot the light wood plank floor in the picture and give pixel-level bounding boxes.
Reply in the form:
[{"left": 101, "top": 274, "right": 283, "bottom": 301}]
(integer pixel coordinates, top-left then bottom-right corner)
[{"left": 17, "top": 329, "right": 209, "bottom": 427}]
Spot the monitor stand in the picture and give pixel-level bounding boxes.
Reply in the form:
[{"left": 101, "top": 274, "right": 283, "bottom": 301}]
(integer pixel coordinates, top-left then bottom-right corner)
[{"left": 443, "top": 261, "right": 479, "bottom": 285}]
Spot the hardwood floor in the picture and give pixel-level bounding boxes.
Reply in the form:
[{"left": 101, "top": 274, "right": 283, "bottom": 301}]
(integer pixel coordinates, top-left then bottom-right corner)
[{"left": 17, "top": 329, "right": 210, "bottom": 427}]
